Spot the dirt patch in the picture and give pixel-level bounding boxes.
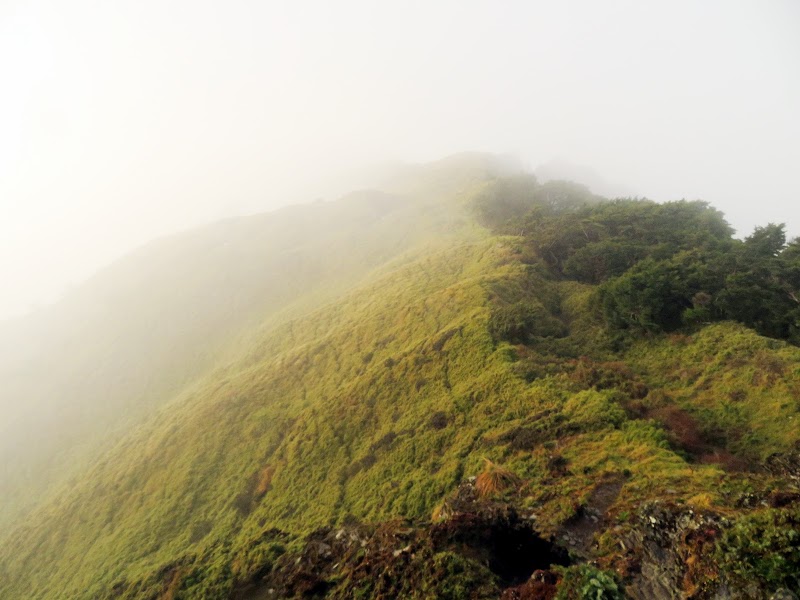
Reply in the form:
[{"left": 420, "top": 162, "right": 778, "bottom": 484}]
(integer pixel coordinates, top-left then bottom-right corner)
[{"left": 557, "top": 476, "right": 624, "bottom": 558}]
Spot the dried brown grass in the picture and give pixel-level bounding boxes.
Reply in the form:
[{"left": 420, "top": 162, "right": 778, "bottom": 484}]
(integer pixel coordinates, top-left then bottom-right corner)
[
  {"left": 255, "top": 465, "right": 275, "bottom": 496},
  {"left": 475, "top": 458, "right": 521, "bottom": 498}
]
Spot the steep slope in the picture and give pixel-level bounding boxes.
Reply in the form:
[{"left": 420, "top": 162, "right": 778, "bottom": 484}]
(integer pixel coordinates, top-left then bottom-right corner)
[
  {"left": 0, "top": 154, "right": 524, "bottom": 532},
  {"left": 2, "top": 233, "right": 799, "bottom": 598},
  {"left": 1, "top": 162, "right": 799, "bottom": 599},
  {"left": 0, "top": 237, "right": 503, "bottom": 598}
]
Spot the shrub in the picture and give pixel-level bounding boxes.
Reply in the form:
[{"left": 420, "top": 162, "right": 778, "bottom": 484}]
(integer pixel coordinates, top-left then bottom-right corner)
[
  {"left": 555, "top": 564, "right": 624, "bottom": 600},
  {"left": 562, "top": 390, "right": 626, "bottom": 431},
  {"left": 489, "top": 301, "right": 566, "bottom": 343},
  {"left": 715, "top": 506, "right": 800, "bottom": 591},
  {"left": 421, "top": 551, "right": 498, "bottom": 599}
]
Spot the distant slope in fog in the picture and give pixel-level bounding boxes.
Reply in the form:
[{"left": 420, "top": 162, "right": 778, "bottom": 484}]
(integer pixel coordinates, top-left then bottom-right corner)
[{"left": 0, "top": 153, "right": 518, "bottom": 530}]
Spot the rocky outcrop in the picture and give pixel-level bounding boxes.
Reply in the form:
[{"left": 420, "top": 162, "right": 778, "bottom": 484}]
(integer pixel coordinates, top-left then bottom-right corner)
[
  {"left": 233, "top": 481, "right": 570, "bottom": 599},
  {"left": 619, "top": 503, "right": 746, "bottom": 600},
  {"left": 231, "top": 482, "right": 800, "bottom": 599}
]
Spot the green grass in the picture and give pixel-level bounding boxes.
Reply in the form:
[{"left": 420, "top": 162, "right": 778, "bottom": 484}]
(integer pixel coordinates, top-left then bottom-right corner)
[
  {"left": 2, "top": 229, "right": 798, "bottom": 599},
  {"left": 0, "top": 155, "right": 492, "bottom": 532},
  {"left": 0, "top": 166, "right": 798, "bottom": 598}
]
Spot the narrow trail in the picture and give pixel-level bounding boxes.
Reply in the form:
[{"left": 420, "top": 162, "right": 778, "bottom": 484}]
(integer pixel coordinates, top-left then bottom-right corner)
[{"left": 557, "top": 477, "right": 624, "bottom": 558}]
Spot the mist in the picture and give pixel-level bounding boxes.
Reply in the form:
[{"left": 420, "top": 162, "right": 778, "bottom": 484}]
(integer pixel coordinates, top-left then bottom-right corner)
[{"left": 2, "top": 0, "right": 799, "bottom": 319}]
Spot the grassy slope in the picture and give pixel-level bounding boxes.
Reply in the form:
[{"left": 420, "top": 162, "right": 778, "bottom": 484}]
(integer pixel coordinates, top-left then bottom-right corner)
[
  {"left": 626, "top": 325, "right": 800, "bottom": 461},
  {"left": 1, "top": 223, "right": 798, "bottom": 599},
  {"left": 0, "top": 155, "right": 504, "bottom": 531}
]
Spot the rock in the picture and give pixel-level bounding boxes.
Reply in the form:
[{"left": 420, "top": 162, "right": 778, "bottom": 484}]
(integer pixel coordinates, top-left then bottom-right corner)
[{"left": 623, "top": 503, "right": 730, "bottom": 600}]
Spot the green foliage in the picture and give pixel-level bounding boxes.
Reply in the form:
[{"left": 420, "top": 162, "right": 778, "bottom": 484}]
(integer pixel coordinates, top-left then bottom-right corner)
[
  {"left": 419, "top": 552, "right": 498, "bottom": 599},
  {"left": 513, "top": 198, "right": 733, "bottom": 277},
  {"left": 485, "top": 262, "right": 567, "bottom": 344},
  {"left": 599, "top": 251, "right": 724, "bottom": 333},
  {"left": 538, "top": 207, "right": 797, "bottom": 345},
  {"left": 744, "top": 223, "right": 788, "bottom": 258},
  {"left": 562, "top": 390, "right": 626, "bottom": 431},
  {"left": 472, "top": 176, "right": 598, "bottom": 231},
  {"left": 488, "top": 300, "right": 566, "bottom": 343},
  {"left": 715, "top": 225, "right": 800, "bottom": 341},
  {"left": 555, "top": 564, "right": 624, "bottom": 600},
  {"left": 716, "top": 507, "right": 800, "bottom": 591},
  {"left": 563, "top": 239, "right": 645, "bottom": 284},
  {"left": 480, "top": 185, "right": 798, "bottom": 345}
]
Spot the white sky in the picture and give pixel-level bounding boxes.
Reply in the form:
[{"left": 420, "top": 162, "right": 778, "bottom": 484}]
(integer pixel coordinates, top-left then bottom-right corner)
[{"left": 1, "top": 0, "right": 799, "bottom": 318}]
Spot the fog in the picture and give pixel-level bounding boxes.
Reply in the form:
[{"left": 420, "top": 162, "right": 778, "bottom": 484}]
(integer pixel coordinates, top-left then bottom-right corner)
[{"left": 2, "top": 0, "right": 799, "bottom": 319}]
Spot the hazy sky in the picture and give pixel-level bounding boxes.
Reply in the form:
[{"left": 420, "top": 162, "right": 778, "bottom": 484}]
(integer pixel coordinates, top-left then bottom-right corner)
[{"left": 2, "top": 0, "right": 799, "bottom": 318}]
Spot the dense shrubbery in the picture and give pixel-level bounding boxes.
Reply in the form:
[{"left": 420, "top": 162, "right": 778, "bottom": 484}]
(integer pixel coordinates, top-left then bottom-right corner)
[
  {"left": 477, "top": 176, "right": 800, "bottom": 344},
  {"left": 601, "top": 225, "right": 800, "bottom": 341},
  {"left": 716, "top": 506, "right": 800, "bottom": 591},
  {"left": 488, "top": 300, "right": 566, "bottom": 343}
]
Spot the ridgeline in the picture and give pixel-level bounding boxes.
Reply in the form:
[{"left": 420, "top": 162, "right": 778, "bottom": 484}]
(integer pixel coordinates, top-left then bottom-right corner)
[{"left": 1, "top": 156, "right": 798, "bottom": 599}]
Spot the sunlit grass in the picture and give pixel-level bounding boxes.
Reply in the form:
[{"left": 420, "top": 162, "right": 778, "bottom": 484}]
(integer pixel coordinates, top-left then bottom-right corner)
[{"left": 1, "top": 176, "right": 798, "bottom": 598}]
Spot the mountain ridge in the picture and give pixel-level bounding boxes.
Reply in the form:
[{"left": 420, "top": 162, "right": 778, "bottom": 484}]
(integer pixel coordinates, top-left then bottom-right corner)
[{"left": 1, "top": 155, "right": 799, "bottom": 599}]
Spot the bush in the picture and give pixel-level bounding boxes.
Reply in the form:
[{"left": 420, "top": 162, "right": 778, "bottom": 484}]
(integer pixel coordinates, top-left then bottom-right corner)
[
  {"left": 421, "top": 552, "right": 498, "bottom": 599},
  {"left": 562, "top": 390, "right": 626, "bottom": 431},
  {"left": 715, "top": 506, "right": 800, "bottom": 591},
  {"left": 472, "top": 175, "right": 540, "bottom": 230},
  {"left": 489, "top": 301, "right": 566, "bottom": 343},
  {"left": 555, "top": 564, "right": 624, "bottom": 600}
]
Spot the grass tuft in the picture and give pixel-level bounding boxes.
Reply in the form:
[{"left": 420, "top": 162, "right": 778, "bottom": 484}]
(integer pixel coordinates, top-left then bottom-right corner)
[{"left": 475, "top": 458, "right": 522, "bottom": 498}]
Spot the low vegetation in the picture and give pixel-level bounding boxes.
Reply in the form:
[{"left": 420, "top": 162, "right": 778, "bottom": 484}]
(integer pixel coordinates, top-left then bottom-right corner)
[{"left": 0, "top": 164, "right": 798, "bottom": 599}]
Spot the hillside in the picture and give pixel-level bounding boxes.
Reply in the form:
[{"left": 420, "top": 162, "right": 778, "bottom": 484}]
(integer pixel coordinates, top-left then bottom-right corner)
[
  {"left": 1, "top": 158, "right": 799, "bottom": 599},
  {"left": 0, "top": 153, "right": 516, "bottom": 530}
]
